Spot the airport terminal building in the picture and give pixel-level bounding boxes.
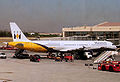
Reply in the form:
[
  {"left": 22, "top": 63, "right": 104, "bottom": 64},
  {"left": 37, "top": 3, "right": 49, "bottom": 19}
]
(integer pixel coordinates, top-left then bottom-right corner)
[{"left": 62, "top": 22, "right": 120, "bottom": 44}]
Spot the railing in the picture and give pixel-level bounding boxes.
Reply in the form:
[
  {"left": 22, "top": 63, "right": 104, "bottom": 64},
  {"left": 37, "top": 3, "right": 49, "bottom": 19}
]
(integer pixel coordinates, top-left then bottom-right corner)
[{"left": 94, "top": 51, "right": 113, "bottom": 64}]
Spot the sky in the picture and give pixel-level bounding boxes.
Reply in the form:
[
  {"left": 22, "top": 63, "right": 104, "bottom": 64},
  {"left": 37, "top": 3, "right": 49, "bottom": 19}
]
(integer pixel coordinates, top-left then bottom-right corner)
[{"left": 0, "top": 0, "right": 120, "bottom": 32}]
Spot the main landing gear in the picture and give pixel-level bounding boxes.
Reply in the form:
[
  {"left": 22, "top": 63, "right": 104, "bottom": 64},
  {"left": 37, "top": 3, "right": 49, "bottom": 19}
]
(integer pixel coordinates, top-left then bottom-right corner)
[{"left": 13, "top": 49, "right": 29, "bottom": 59}]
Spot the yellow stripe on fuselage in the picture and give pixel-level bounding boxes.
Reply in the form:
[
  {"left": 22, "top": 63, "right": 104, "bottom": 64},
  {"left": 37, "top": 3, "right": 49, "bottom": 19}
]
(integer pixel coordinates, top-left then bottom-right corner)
[{"left": 8, "top": 42, "right": 48, "bottom": 52}]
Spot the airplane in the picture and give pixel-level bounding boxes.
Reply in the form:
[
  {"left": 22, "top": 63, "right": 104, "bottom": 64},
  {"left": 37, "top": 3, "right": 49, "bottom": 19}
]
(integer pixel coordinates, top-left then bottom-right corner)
[{"left": 8, "top": 22, "right": 117, "bottom": 59}]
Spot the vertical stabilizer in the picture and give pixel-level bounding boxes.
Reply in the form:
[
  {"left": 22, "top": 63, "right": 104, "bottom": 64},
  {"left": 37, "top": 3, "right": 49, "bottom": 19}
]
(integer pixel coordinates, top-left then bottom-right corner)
[{"left": 10, "top": 22, "right": 29, "bottom": 42}]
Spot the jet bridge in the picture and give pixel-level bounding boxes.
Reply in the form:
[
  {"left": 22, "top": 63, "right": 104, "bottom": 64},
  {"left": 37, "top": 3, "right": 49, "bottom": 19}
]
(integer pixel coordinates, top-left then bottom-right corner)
[{"left": 94, "top": 51, "right": 118, "bottom": 64}]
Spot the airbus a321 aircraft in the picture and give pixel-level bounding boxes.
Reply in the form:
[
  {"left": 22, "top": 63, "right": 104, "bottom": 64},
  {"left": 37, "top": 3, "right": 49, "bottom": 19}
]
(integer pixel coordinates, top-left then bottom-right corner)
[{"left": 8, "top": 22, "right": 116, "bottom": 59}]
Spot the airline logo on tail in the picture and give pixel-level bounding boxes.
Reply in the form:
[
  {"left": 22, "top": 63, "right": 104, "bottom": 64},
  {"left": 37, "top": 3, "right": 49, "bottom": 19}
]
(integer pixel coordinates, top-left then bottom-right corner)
[
  {"left": 14, "top": 31, "right": 21, "bottom": 39},
  {"left": 10, "top": 22, "right": 29, "bottom": 42}
]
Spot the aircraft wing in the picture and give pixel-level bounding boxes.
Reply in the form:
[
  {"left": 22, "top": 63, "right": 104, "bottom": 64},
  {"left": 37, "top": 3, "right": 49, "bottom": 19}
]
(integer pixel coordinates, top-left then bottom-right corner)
[
  {"left": 60, "top": 48, "right": 77, "bottom": 52},
  {"left": 59, "top": 47, "right": 84, "bottom": 52},
  {"left": 89, "top": 47, "right": 116, "bottom": 52},
  {"left": 58, "top": 47, "right": 116, "bottom": 52}
]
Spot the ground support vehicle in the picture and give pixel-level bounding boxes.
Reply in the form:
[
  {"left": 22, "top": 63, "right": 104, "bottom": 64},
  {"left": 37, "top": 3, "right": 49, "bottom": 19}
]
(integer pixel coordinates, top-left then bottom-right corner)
[
  {"left": 47, "top": 54, "right": 55, "bottom": 59},
  {"left": 74, "top": 51, "right": 92, "bottom": 60},
  {"left": 64, "top": 55, "right": 73, "bottom": 62},
  {"left": 0, "top": 46, "right": 17, "bottom": 50},
  {"left": 54, "top": 53, "right": 74, "bottom": 62},
  {"left": 0, "top": 53, "right": 6, "bottom": 59},
  {"left": 64, "top": 53, "right": 74, "bottom": 62},
  {"left": 30, "top": 55, "right": 40, "bottom": 62},
  {"left": 54, "top": 56, "right": 62, "bottom": 61},
  {"left": 0, "top": 46, "right": 6, "bottom": 50},
  {"left": 13, "top": 54, "right": 29, "bottom": 59},
  {"left": 98, "top": 61, "right": 120, "bottom": 72},
  {"left": 5, "top": 46, "right": 17, "bottom": 50}
]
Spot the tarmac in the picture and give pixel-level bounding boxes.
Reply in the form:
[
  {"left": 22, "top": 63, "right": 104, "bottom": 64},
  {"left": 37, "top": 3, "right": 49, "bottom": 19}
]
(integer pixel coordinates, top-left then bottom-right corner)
[{"left": 0, "top": 50, "right": 120, "bottom": 82}]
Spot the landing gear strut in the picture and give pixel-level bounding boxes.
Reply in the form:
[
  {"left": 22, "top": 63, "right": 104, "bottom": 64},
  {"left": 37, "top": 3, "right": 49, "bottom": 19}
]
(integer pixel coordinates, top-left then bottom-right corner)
[{"left": 13, "top": 49, "right": 29, "bottom": 59}]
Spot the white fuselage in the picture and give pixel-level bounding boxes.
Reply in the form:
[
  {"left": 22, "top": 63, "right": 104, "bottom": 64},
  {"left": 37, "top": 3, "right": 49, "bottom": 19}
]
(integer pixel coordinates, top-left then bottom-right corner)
[{"left": 32, "top": 40, "right": 116, "bottom": 51}]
